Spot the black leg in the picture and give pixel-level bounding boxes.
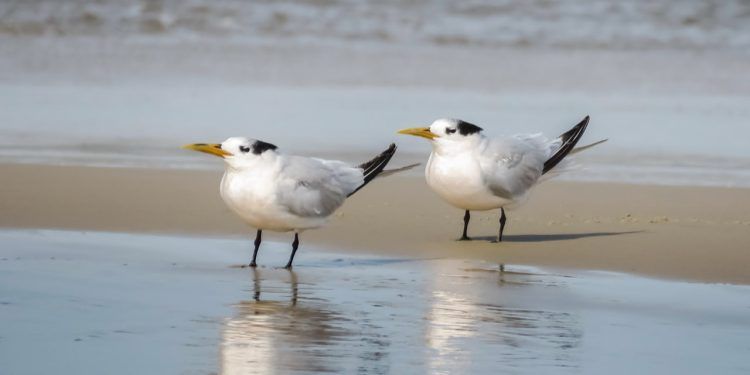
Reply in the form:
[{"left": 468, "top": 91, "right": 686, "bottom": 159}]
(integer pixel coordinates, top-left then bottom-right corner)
[
  {"left": 459, "top": 210, "right": 471, "bottom": 241},
  {"left": 250, "top": 229, "right": 262, "bottom": 267},
  {"left": 284, "top": 233, "right": 300, "bottom": 269},
  {"left": 498, "top": 208, "right": 507, "bottom": 242}
]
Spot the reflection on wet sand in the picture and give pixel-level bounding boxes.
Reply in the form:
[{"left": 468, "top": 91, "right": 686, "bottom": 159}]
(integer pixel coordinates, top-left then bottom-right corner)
[
  {"left": 222, "top": 270, "right": 348, "bottom": 374},
  {"left": 221, "top": 269, "right": 394, "bottom": 374},
  {"left": 425, "top": 263, "right": 582, "bottom": 373},
  {"left": 4, "top": 231, "right": 749, "bottom": 375},
  {"left": 220, "top": 261, "right": 583, "bottom": 374}
]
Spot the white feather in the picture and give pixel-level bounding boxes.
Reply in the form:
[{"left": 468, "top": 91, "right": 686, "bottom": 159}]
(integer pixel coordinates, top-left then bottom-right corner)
[
  {"left": 424, "top": 119, "right": 579, "bottom": 211},
  {"left": 218, "top": 138, "right": 365, "bottom": 232}
]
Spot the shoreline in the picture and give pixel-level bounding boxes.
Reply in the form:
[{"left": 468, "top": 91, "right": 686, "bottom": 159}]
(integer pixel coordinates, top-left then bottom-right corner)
[
  {"left": 4, "top": 229, "right": 749, "bottom": 374},
  {"left": 1, "top": 162, "right": 749, "bottom": 284}
]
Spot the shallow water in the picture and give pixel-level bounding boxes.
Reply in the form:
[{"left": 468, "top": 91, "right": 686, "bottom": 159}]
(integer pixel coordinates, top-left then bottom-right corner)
[
  {"left": 2, "top": 1, "right": 750, "bottom": 189},
  {"left": 1, "top": 230, "right": 749, "bottom": 374},
  {"left": 2, "top": 85, "right": 750, "bottom": 187}
]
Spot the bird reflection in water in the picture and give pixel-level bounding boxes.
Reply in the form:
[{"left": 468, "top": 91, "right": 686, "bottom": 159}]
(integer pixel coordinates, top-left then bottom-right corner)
[
  {"left": 220, "top": 269, "right": 390, "bottom": 375},
  {"left": 425, "top": 263, "right": 583, "bottom": 373},
  {"left": 220, "top": 262, "right": 582, "bottom": 374}
]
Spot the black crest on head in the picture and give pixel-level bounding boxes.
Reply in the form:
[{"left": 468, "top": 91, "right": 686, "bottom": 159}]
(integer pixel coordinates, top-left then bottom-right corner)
[
  {"left": 251, "top": 140, "right": 278, "bottom": 155},
  {"left": 456, "top": 120, "right": 483, "bottom": 135}
]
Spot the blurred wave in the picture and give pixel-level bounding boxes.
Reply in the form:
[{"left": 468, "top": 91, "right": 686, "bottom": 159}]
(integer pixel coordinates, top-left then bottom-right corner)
[
  {"left": 1, "top": 83, "right": 749, "bottom": 188},
  {"left": 1, "top": 1, "right": 749, "bottom": 188},
  {"left": 1, "top": 0, "right": 749, "bottom": 49}
]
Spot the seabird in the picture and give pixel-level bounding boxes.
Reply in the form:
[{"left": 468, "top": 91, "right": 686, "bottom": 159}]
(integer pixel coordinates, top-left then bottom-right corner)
[
  {"left": 183, "top": 138, "right": 397, "bottom": 268},
  {"left": 398, "top": 116, "right": 603, "bottom": 242}
]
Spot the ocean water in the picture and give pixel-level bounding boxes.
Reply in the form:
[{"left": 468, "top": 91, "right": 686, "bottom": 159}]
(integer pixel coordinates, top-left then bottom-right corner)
[
  {"left": 1, "top": 0, "right": 749, "bottom": 187},
  {"left": 1, "top": 0, "right": 749, "bottom": 49},
  {"left": 1, "top": 84, "right": 749, "bottom": 187}
]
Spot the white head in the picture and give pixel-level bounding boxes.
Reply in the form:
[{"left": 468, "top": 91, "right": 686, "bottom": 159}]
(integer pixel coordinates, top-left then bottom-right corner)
[
  {"left": 398, "top": 118, "right": 485, "bottom": 153},
  {"left": 182, "top": 137, "right": 279, "bottom": 169}
]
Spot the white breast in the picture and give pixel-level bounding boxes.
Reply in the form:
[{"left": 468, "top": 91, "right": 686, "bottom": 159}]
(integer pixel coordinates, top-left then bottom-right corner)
[
  {"left": 219, "top": 165, "right": 327, "bottom": 232},
  {"left": 425, "top": 151, "right": 511, "bottom": 211}
]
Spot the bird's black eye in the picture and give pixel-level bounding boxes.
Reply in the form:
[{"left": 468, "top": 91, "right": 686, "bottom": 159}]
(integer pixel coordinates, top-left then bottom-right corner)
[
  {"left": 446, "top": 128, "right": 457, "bottom": 134},
  {"left": 239, "top": 145, "right": 250, "bottom": 153}
]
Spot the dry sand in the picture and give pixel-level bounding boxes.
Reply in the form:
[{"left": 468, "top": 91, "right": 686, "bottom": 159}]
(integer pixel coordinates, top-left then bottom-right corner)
[{"left": 2, "top": 163, "right": 749, "bottom": 284}]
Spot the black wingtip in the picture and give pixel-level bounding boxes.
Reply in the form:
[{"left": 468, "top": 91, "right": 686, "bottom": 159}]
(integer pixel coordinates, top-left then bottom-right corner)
[
  {"left": 348, "top": 143, "right": 398, "bottom": 197},
  {"left": 581, "top": 115, "right": 590, "bottom": 127},
  {"left": 542, "top": 116, "right": 590, "bottom": 175}
]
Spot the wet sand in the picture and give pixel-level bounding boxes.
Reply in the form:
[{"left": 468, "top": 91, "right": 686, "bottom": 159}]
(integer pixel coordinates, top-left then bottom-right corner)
[
  {"left": 1, "top": 163, "right": 750, "bottom": 284},
  {"left": 1, "top": 230, "right": 749, "bottom": 374}
]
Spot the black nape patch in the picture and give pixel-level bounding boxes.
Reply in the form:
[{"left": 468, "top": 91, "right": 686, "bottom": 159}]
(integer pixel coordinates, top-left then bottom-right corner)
[
  {"left": 251, "top": 140, "right": 278, "bottom": 155},
  {"left": 456, "top": 120, "right": 483, "bottom": 135}
]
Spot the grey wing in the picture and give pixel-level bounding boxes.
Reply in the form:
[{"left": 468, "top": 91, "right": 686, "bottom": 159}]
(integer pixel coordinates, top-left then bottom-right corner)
[
  {"left": 276, "top": 156, "right": 364, "bottom": 218},
  {"left": 479, "top": 135, "right": 551, "bottom": 199}
]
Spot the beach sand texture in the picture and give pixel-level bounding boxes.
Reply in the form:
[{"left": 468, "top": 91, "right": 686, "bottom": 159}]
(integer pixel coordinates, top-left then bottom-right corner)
[
  {"left": 2, "top": 163, "right": 749, "bottom": 284},
  {"left": 3, "top": 1, "right": 750, "bottom": 373}
]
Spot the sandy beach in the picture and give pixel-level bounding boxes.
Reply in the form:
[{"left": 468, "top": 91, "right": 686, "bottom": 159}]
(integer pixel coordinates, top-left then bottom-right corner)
[
  {"left": 2, "top": 163, "right": 749, "bottom": 284},
  {"left": 2, "top": 1, "right": 750, "bottom": 372}
]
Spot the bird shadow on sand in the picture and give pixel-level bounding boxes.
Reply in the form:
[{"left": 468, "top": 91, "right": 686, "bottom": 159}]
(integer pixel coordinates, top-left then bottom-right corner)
[{"left": 469, "top": 230, "right": 643, "bottom": 243}]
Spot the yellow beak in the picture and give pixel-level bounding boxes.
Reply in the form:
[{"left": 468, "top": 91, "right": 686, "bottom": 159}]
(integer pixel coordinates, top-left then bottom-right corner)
[
  {"left": 397, "top": 127, "right": 437, "bottom": 140},
  {"left": 182, "top": 143, "right": 232, "bottom": 158}
]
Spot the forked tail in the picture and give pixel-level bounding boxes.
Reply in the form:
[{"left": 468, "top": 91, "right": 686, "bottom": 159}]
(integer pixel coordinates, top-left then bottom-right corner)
[
  {"left": 348, "top": 143, "right": 397, "bottom": 197},
  {"left": 543, "top": 116, "right": 590, "bottom": 175}
]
